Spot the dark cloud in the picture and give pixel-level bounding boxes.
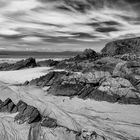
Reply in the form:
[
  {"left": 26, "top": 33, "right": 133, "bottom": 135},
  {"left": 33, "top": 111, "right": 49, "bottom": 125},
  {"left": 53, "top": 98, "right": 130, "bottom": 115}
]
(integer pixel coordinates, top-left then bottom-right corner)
[{"left": 96, "top": 27, "right": 119, "bottom": 33}]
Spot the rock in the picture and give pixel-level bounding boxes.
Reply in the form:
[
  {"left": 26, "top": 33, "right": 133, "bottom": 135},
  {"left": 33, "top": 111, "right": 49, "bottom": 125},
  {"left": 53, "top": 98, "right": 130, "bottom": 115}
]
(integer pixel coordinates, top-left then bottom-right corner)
[
  {"left": 0, "top": 98, "right": 42, "bottom": 124},
  {"left": 0, "top": 98, "right": 12, "bottom": 112},
  {"left": 37, "top": 59, "right": 59, "bottom": 67},
  {"left": 16, "top": 100, "right": 27, "bottom": 113},
  {"left": 76, "top": 129, "right": 105, "bottom": 140},
  {"left": 101, "top": 37, "right": 140, "bottom": 56},
  {"left": 41, "top": 117, "right": 57, "bottom": 128},
  {"left": 23, "top": 81, "right": 29, "bottom": 86},
  {"left": 11, "top": 106, "right": 18, "bottom": 113},
  {"left": 98, "top": 77, "right": 140, "bottom": 104},
  {"left": 28, "top": 71, "right": 67, "bottom": 87},
  {"left": 0, "top": 98, "right": 18, "bottom": 113},
  {"left": 47, "top": 71, "right": 111, "bottom": 97},
  {"left": 0, "top": 57, "right": 37, "bottom": 71},
  {"left": 7, "top": 102, "right": 16, "bottom": 113},
  {"left": 15, "top": 102, "right": 41, "bottom": 124},
  {"left": 71, "top": 49, "right": 100, "bottom": 61},
  {"left": 2, "top": 98, "right": 12, "bottom": 106},
  {"left": 120, "top": 53, "right": 139, "bottom": 61},
  {"left": 28, "top": 108, "right": 41, "bottom": 124},
  {"left": 93, "top": 57, "right": 122, "bottom": 74},
  {"left": 113, "top": 61, "right": 140, "bottom": 93}
]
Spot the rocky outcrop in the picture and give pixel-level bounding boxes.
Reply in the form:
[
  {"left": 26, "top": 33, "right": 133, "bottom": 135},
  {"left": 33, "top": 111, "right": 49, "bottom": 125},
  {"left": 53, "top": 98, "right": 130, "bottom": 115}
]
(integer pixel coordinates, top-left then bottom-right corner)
[
  {"left": 54, "top": 49, "right": 101, "bottom": 71},
  {"left": 26, "top": 70, "right": 140, "bottom": 104},
  {"left": 0, "top": 99, "right": 54, "bottom": 126},
  {"left": 0, "top": 98, "right": 17, "bottom": 113},
  {"left": 24, "top": 71, "right": 67, "bottom": 87},
  {"left": 113, "top": 61, "right": 140, "bottom": 92},
  {"left": 37, "top": 59, "right": 59, "bottom": 67},
  {"left": 70, "top": 49, "right": 100, "bottom": 61},
  {"left": 76, "top": 129, "right": 105, "bottom": 140},
  {"left": 101, "top": 37, "right": 140, "bottom": 56},
  {"left": 0, "top": 98, "right": 106, "bottom": 140},
  {"left": 0, "top": 99, "right": 41, "bottom": 124},
  {"left": 0, "top": 57, "right": 37, "bottom": 71}
]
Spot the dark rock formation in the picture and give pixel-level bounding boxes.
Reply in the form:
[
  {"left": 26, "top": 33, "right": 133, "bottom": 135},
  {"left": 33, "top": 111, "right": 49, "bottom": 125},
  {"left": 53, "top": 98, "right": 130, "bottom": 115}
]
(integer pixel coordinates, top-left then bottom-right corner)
[
  {"left": 0, "top": 57, "right": 37, "bottom": 71},
  {"left": 26, "top": 69, "right": 140, "bottom": 104},
  {"left": 101, "top": 37, "right": 140, "bottom": 56},
  {"left": 17, "top": 100, "right": 27, "bottom": 113},
  {"left": 0, "top": 99, "right": 41, "bottom": 124},
  {"left": 70, "top": 48, "right": 100, "bottom": 61},
  {"left": 76, "top": 130, "right": 105, "bottom": 140},
  {"left": 25, "top": 71, "right": 67, "bottom": 87},
  {"left": 41, "top": 117, "right": 57, "bottom": 128},
  {"left": 54, "top": 49, "right": 101, "bottom": 72},
  {"left": 15, "top": 100, "right": 41, "bottom": 124},
  {"left": 37, "top": 59, "right": 59, "bottom": 67}
]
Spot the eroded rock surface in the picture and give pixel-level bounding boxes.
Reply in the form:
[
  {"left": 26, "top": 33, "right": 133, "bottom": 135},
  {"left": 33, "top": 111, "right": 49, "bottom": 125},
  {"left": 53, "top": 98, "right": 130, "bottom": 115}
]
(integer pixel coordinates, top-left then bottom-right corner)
[
  {"left": 101, "top": 37, "right": 140, "bottom": 56},
  {"left": 26, "top": 69, "right": 140, "bottom": 104},
  {"left": 0, "top": 57, "right": 37, "bottom": 71}
]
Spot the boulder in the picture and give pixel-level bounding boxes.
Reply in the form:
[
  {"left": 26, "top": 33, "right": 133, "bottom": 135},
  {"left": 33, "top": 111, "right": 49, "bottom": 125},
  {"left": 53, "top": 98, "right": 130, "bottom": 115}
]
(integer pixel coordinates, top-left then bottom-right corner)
[{"left": 41, "top": 117, "right": 57, "bottom": 128}]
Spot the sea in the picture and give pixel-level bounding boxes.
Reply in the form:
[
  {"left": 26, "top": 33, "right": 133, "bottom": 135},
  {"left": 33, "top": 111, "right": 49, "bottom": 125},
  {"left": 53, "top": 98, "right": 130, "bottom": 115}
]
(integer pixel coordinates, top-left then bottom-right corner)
[{"left": 0, "top": 51, "right": 79, "bottom": 63}]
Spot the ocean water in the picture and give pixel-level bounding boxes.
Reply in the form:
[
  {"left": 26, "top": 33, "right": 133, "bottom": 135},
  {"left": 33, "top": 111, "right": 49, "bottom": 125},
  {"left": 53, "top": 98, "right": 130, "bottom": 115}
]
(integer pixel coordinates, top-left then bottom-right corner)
[
  {"left": 0, "top": 57, "right": 66, "bottom": 64},
  {"left": 0, "top": 52, "right": 79, "bottom": 63}
]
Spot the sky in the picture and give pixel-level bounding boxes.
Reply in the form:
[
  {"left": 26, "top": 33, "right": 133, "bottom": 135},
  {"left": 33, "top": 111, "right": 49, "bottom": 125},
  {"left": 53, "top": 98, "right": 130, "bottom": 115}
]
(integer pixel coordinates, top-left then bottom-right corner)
[{"left": 0, "top": 0, "right": 140, "bottom": 52}]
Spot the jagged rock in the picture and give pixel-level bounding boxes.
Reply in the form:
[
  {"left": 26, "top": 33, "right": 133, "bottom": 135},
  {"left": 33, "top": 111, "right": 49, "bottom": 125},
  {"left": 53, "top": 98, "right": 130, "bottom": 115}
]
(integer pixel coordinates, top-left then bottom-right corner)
[
  {"left": 2, "top": 98, "right": 12, "bottom": 106},
  {"left": 23, "top": 81, "right": 29, "bottom": 86},
  {"left": 120, "top": 53, "right": 139, "bottom": 61},
  {"left": 0, "top": 98, "right": 18, "bottom": 113},
  {"left": 41, "top": 117, "right": 57, "bottom": 128},
  {"left": 0, "top": 57, "right": 37, "bottom": 71},
  {"left": 28, "top": 108, "right": 41, "bottom": 124},
  {"left": 76, "top": 129, "right": 105, "bottom": 140},
  {"left": 71, "top": 49, "right": 100, "bottom": 61},
  {"left": 28, "top": 71, "right": 67, "bottom": 87},
  {"left": 113, "top": 61, "right": 140, "bottom": 93},
  {"left": 93, "top": 57, "right": 122, "bottom": 74},
  {"left": 98, "top": 77, "right": 140, "bottom": 104},
  {"left": 7, "top": 102, "right": 16, "bottom": 113},
  {"left": 11, "top": 106, "right": 18, "bottom": 113},
  {"left": 48, "top": 71, "right": 111, "bottom": 97},
  {"left": 16, "top": 100, "right": 27, "bottom": 113},
  {"left": 0, "top": 98, "right": 12, "bottom": 112},
  {"left": 54, "top": 49, "right": 101, "bottom": 71},
  {"left": 15, "top": 101, "right": 41, "bottom": 124},
  {"left": 37, "top": 59, "right": 59, "bottom": 67},
  {"left": 101, "top": 37, "right": 140, "bottom": 56}
]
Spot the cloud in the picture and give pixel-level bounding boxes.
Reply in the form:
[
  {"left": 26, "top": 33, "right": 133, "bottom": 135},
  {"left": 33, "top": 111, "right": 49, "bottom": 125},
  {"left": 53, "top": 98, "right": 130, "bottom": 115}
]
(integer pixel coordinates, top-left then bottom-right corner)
[{"left": 0, "top": 0, "right": 140, "bottom": 51}]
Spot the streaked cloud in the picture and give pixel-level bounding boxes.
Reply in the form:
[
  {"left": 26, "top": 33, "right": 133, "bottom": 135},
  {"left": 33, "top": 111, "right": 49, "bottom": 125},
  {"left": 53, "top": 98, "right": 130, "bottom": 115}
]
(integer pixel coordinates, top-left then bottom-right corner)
[{"left": 0, "top": 0, "right": 139, "bottom": 51}]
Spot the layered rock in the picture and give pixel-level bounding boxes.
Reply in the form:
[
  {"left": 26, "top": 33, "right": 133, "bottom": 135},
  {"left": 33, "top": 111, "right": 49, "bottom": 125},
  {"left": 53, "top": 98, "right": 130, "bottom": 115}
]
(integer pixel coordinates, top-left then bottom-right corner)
[
  {"left": 37, "top": 59, "right": 59, "bottom": 67},
  {"left": 0, "top": 57, "right": 37, "bottom": 71},
  {"left": 71, "top": 49, "right": 100, "bottom": 61},
  {"left": 25, "top": 71, "right": 67, "bottom": 87},
  {"left": 0, "top": 98, "right": 106, "bottom": 140},
  {"left": 26, "top": 70, "right": 140, "bottom": 104},
  {"left": 101, "top": 37, "right": 140, "bottom": 56},
  {"left": 54, "top": 49, "right": 101, "bottom": 71},
  {"left": 0, "top": 98, "right": 58, "bottom": 127}
]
